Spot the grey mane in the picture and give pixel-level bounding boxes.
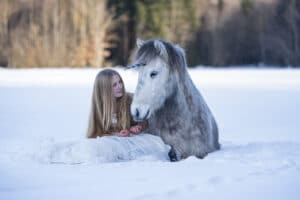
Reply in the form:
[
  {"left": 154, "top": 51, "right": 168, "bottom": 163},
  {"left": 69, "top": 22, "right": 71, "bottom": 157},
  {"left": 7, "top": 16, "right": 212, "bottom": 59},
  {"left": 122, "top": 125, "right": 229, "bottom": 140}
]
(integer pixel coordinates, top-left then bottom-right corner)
[{"left": 134, "top": 39, "right": 186, "bottom": 75}]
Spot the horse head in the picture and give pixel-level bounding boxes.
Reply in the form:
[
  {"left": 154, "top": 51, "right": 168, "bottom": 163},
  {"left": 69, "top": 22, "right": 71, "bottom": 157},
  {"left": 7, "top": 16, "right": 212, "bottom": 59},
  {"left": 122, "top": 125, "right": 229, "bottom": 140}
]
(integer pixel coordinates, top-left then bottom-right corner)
[{"left": 129, "top": 39, "right": 186, "bottom": 122}]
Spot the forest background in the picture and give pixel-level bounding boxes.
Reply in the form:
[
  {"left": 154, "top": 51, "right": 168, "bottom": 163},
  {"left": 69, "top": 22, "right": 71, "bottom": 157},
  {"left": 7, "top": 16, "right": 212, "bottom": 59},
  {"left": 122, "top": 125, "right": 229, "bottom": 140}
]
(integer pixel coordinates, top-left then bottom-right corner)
[{"left": 0, "top": 0, "right": 299, "bottom": 68}]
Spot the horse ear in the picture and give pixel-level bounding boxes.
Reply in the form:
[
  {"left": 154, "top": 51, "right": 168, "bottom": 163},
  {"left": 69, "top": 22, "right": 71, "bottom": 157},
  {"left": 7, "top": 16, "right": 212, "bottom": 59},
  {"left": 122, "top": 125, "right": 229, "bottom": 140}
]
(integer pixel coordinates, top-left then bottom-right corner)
[
  {"left": 137, "top": 38, "right": 145, "bottom": 49},
  {"left": 154, "top": 40, "right": 168, "bottom": 60}
]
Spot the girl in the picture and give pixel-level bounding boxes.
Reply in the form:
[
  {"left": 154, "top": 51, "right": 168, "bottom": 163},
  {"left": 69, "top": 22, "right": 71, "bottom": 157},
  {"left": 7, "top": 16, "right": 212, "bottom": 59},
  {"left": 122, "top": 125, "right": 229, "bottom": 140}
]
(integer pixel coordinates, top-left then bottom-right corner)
[
  {"left": 82, "top": 69, "right": 169, "bottom": 163},
  {"left": 87, "top": 68, "right": 146, "bottom": 138}
]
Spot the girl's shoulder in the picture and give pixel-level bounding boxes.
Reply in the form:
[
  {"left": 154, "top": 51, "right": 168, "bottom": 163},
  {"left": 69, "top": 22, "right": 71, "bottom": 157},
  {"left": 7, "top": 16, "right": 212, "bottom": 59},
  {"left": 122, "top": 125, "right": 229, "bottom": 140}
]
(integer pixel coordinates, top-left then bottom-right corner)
[
  {"left": 126, "top": 92, "right": 134, "bottom": 100},
  {"left": 126, "top": 92, "right": 134, "bottom": 97},
  {"left": 123, "top": 92, "right": 134, "bottom": 106}
]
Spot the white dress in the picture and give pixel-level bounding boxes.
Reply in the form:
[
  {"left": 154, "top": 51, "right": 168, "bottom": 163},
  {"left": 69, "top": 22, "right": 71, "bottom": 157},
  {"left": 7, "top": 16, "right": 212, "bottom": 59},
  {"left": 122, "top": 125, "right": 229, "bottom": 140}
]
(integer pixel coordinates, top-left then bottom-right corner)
[
  {"left": 2, "top": 114, "right": 170, "bottom": 164},
  {"left": 32, "top": 115, "right": 170, "bottom": 164},
  {"left": 32, "top": 134, "right": 170, "bottom": 164}
]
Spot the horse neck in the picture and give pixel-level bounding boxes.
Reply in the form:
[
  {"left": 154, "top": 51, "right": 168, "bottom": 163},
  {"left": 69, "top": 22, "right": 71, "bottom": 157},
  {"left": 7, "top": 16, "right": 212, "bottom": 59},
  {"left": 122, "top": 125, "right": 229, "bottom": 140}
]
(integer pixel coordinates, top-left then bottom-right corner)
[
  {"left": 179, "top": 70, "right": 208, "bottom": 112},
  {"left": 150, "top": 70, "right": 206, "bottom": 132},
  {"left": 154, "top": 71, "right": 194, "bottom": 118}
]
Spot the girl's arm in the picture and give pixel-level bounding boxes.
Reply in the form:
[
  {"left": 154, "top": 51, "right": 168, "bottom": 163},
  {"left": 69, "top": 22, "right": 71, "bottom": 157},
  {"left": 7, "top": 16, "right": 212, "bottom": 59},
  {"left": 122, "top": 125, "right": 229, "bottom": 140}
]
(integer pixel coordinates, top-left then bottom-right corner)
[
  {"left": 117, "top": 129, "right": 131, "bottom": 137},
  {"left": 87, "top": 132, "right": 115, "bottom": 138},
  {"left": 129, "top": 121, "right": 148, "bottom": 134}
]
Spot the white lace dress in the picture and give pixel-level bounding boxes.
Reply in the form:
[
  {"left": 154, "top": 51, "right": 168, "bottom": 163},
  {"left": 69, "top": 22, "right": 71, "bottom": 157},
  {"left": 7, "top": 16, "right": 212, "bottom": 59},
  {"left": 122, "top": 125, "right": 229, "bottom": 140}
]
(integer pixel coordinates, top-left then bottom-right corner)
[{"left": 32, "top": 115, "right": 170, "bottom": 164}]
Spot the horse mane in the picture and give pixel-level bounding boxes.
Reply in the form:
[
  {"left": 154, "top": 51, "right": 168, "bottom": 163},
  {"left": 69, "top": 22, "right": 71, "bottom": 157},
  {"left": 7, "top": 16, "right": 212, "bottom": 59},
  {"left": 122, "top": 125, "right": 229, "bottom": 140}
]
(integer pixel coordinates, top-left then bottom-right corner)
[{"left": 135, "top": 39, "right": 187, "bottom": 74}]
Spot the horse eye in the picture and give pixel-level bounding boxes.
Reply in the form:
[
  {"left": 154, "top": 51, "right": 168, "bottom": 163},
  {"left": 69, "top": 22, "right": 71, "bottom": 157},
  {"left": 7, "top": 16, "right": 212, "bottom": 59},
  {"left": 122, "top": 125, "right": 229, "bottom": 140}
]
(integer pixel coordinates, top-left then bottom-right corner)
[{"left": 150, "top": 71, "right": 158, "bottom": 78}]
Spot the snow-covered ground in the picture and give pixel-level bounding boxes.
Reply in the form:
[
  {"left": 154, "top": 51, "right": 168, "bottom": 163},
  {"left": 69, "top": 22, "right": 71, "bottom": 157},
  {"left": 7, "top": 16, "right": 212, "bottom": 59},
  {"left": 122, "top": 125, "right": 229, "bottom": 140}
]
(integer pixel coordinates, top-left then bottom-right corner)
[{"left": 1, "top": 67, "right": 300, "bottom": 200}]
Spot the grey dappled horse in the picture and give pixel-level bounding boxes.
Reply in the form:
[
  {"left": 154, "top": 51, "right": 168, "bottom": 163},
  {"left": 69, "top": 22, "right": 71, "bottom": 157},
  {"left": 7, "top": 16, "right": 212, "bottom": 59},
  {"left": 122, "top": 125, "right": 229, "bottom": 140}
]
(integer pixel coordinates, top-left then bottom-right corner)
[{"left": 129, "top": 39, "right": 220, "bottom": 161}]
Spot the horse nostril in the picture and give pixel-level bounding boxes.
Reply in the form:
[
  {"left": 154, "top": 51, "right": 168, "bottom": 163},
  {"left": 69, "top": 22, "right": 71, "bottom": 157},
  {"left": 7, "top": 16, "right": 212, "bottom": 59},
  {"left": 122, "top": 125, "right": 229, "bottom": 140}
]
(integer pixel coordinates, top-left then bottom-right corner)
[
  {"left": 144, "top": 109, "right": 150, "bottom": 119},
  {"left": 136, "top": 108, "right": 139, "bottom": 118}
]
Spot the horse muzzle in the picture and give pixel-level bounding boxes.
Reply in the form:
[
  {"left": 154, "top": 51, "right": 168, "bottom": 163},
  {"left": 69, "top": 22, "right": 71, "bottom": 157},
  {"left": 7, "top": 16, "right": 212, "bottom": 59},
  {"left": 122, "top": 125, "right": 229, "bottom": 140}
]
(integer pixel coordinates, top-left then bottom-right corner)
[{"left": 131, "top": 105, "right": 151, "bottom": 122}]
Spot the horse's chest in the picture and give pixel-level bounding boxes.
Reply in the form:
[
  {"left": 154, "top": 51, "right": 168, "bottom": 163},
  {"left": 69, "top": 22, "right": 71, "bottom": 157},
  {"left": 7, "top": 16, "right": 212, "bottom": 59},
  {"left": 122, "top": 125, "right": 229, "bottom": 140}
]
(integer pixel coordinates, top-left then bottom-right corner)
[{"left": 152, "top": 113, "right": 186, "bottom": 135}]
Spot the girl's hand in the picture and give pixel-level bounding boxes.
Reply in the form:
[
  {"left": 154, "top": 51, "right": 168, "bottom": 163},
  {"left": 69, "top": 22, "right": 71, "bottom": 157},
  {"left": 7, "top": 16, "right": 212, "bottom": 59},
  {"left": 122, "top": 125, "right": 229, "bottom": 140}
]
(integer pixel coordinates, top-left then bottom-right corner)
[
  {"left": 118, "top": 129, "right": 130, "bottom": 137},
  {"left": 129, "top": 125, "right": 143, "bottom": 134}
]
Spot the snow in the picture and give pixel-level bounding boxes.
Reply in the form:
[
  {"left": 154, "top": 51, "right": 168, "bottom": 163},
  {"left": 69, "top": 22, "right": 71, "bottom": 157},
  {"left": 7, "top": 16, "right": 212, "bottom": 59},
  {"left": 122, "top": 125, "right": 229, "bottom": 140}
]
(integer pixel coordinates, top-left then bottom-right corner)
[{"left": 1, "top": 67, "right": 300, "bottom": 200}]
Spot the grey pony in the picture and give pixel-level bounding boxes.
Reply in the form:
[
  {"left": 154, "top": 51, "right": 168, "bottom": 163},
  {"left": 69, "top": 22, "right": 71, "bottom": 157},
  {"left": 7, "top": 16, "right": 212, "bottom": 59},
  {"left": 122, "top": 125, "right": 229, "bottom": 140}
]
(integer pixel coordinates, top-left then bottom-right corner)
[{"left": 129, "top": 39, "right": 220, "bottom": 161}]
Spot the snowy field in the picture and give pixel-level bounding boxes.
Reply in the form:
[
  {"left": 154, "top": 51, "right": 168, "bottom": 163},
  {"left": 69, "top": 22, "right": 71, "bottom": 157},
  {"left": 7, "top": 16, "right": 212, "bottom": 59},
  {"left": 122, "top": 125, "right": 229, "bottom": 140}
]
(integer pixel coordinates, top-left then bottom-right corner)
[{"left": 1, "top": 67, "right": 300, "bottom": 200}]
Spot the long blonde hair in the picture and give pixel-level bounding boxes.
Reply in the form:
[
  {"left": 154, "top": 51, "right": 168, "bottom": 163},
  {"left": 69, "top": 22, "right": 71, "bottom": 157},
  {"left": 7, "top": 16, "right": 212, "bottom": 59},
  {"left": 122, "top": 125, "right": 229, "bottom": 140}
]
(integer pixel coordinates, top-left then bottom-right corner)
[{"left": 87, "top": 69, "right": 132, "bottom": 138}]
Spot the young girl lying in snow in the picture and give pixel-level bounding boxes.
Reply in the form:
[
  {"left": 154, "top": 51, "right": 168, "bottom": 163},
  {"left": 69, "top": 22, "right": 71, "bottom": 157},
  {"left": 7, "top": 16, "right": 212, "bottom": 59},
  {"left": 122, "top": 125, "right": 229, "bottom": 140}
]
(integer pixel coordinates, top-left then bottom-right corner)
[
  {"left": 34, "top": 69, "right": 169, "bottom": 164},
  {"left": 82, "top": 68, "right": 169, "bottom": 163}
]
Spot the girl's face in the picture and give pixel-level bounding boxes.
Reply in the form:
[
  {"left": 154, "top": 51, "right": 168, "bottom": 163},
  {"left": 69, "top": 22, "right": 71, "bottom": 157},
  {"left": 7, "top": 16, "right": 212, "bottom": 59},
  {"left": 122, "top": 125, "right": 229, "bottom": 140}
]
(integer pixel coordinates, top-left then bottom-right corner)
[{"left": 112, "top": 74, "right": 124, "bottom": 98}]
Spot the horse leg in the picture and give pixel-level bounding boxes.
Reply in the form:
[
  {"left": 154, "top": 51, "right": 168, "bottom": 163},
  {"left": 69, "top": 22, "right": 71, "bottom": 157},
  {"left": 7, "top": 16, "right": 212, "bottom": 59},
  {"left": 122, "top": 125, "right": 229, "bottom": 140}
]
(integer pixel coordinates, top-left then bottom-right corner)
[
  {"left": 195, "top": 152, "right": 208, "bottom": 159},
  {"left": 194, "top": 142, "right": 210, "bottom": 159},
  {"left": 168, "top": 146, "right": 180, "bottom": 162}
]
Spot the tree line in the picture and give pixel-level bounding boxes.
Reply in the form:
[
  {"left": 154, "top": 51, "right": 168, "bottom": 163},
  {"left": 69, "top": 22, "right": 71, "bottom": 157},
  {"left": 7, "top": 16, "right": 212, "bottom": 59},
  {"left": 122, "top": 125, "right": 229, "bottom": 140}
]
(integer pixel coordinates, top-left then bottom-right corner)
[{"left": 0, "top": 0, "right": 299, "bottom": 68}]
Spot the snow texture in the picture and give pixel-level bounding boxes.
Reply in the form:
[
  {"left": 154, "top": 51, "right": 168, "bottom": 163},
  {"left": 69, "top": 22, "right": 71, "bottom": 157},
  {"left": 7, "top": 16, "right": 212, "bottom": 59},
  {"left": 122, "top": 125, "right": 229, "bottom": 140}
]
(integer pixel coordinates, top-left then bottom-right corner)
[{"left": 0, "top": 67, "right": 300, "bottom": 200}]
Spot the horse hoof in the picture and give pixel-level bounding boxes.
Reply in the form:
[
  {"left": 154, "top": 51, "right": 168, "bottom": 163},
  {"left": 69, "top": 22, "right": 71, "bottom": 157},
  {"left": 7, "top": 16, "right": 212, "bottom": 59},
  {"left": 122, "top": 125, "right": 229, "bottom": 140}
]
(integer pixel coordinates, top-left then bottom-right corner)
[
  {"left": 196, "top": 152, "right": 207, "bottom": 159},
  {"left": 168, "top": 149, "right": 178, "bottom": 162}
]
